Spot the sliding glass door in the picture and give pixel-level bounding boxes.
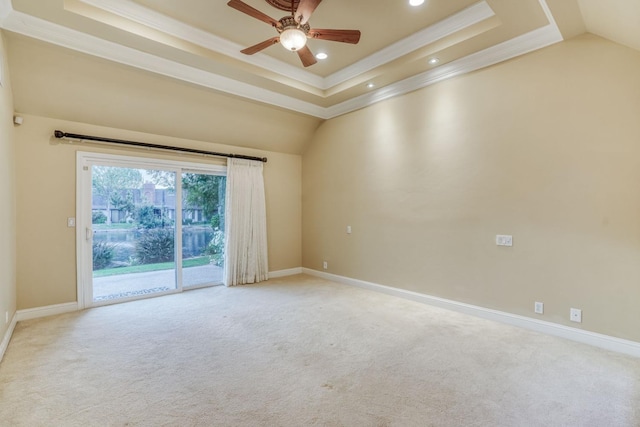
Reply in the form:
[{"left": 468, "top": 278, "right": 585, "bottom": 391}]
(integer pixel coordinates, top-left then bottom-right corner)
[
  {"left": 91, "top": 165, "right": 177, "bottom": 302},
  {"left": 181, "top": 172, "right": 226, "bottom": 288},
  {"left": 77, "top": 153, "right": 226, "bottom": 308}
]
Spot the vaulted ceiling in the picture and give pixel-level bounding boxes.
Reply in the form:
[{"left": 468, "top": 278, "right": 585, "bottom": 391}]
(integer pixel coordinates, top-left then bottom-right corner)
[{"left": 0, "top": 0, "right": 637, "bottom": 153}]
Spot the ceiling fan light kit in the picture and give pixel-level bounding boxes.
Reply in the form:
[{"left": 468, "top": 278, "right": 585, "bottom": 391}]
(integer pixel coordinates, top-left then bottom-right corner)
[
  {"left": 227, "top": 0, "right": 360, "bottom": 67},
  {"left": 280, "top": 28, "right": 307, "bottom": 51},
  {"left": 278, "top": 16, "right": 309, "bottom": 51}
]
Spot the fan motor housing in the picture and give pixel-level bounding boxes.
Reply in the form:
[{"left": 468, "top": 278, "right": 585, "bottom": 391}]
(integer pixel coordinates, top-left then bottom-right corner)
[{"left": 277, "top": 16, "right": 310, "bottom": 34}]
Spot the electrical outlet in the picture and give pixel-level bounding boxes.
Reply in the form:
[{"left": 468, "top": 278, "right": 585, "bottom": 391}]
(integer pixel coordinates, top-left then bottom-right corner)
[
  {"left": 570, "top": 308, "right": 582, "bottom": 323},
  {"left": 67, "top": 217, "right": 76, "bottom": 227},
  {"left": 323, "top": 261, "right": 328, "bottom": 270},
  {"left": 346, "top": 225, "right": 352, "bottom": 234},
  {"left": 534, "top": 302, "right": 544, "bottom": 314}
]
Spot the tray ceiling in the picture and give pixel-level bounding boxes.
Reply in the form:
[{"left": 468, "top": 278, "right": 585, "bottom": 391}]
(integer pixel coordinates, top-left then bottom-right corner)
[{"left": 0, "top": 0, "right": 570, "bottom": 118}]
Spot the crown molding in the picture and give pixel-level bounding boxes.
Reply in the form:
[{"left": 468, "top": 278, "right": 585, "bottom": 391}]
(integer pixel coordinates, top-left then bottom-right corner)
[
  {"left": 325, "top": 20, "right": 563, "bottom": 119},
  {"left": 0, "top": 0, "right": 563, "bottom": 120},
  {"left": 77, "top": 0, "right": 494, "bottom": 91},
  {"left": 0, "top": 0, "right": 11, "bottom": 24},
  {"left": 323, "top": 1, "right": 495, "bottom": 89},
  {"left": 77, "top": 0, "right": 324, "bottom": 88},
  {"left": 1, "top": 8, "right": 326, "bottom": 117}
]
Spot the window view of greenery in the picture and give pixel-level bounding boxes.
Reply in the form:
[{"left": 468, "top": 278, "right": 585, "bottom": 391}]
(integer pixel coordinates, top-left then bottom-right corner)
[
  {"left": 91, "top": 166, "right": 225, "bottom": 300},
  {"left": 181, "top": 172, "right": 226, "bottom": 288}
]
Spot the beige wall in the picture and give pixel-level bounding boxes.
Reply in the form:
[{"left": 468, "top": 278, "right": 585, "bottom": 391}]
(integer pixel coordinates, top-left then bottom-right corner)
[
  {"left": 9, "top": 31, "right": 640, "bottom": 345},
  {"left": 15, "top": 115, "right": 301, "bottom": 309},
  {"left": 0, "top": 31, "right": 16, "bottom": 340},
  {"left": 7, "top": 34, "right": 321, "bottom": 155},
  {"left": 302, "top": 34, "right": 640, "bottom": 342}
]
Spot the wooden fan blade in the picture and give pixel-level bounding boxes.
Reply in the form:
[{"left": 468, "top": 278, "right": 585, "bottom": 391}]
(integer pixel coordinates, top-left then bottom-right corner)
[
  {"left": 308, "top": 28, "right": 361, "bottom": 44},
  {"left": 295, "top": 0, "right": 322, "bottom": 25},
  {"left": 227, "top": 0, "right": 280, "bottom": 28},
  {"left": 297, "top": 45, "right": 317, "bottom": 67},
  {"left": 241, "top": 37, "right": 280, "bottom": 55}
]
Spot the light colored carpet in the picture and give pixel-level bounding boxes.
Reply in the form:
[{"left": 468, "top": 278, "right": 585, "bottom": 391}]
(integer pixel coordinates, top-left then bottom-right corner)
[{"left": 1, "top": 274, "right": 639, "bottom": 426}]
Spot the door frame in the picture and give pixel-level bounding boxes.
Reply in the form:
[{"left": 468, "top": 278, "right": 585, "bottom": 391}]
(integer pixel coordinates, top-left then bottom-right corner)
[{"left": 76, "top": 151, "right": 226, "bottom": 309}]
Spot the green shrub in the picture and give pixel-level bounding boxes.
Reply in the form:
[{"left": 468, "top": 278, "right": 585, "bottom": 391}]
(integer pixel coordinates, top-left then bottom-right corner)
[
  {"left": 135, "top": 205, "right": 173, "bottom": 229},
  {"left": 135, "top": 228, "right": 175, "bottom": 264},
  {"left": 205, "top": 230, "right": 225, "bottom": 267},
  {"left": 210, "top": 214, "right": 221, "bottom": 230},
  {"left": 92, "top": 211, "right": 107, "bottom": 224},
  {"left": 93, "top": 241, "right": 115, "bottom": 270}
]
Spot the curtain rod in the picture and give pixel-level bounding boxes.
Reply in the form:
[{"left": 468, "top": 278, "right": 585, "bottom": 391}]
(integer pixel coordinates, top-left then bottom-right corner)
[{"left": 53, "top": 130, "right": 268, "bottom": 163}]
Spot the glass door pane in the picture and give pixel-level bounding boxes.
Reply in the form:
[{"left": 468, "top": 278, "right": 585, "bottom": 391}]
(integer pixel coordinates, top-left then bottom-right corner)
[
  {"left": 181, "top": 172, "right": 226, "bottom": 288},
  {"left": 91, "top": 166, "right": 177, "bottom": 302}
]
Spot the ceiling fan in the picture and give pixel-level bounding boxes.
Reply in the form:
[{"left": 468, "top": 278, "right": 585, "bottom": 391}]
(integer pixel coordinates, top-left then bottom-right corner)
[{"left": 227, "top": 0, "right": 361, "bottom": 67}]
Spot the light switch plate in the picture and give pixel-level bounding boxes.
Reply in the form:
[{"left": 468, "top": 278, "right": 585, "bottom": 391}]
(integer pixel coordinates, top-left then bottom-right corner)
[{"left": 496, "top": 234, "right": 513, "bottom": 246}]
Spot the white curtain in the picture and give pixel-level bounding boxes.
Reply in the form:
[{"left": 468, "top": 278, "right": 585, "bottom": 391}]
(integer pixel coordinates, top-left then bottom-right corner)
[{"left": 223, "top": 158, "right": 269, "bottom": 286}]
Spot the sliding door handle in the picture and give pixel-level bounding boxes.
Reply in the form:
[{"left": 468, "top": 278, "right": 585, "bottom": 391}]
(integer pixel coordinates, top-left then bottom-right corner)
[{"left": 86, "top": 227, "right": 92, "bottom": 241}]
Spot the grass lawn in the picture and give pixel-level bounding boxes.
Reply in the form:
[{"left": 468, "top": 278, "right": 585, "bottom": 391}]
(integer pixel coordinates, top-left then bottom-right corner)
[{"left": 93, "top": 256, "right": 211, "bottom": 277}]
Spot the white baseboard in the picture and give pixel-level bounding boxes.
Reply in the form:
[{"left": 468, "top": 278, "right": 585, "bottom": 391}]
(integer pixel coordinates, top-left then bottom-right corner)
[
  {"left": 302, "top": 268, "right": 640, "bottom": 358},
  {"left": 12, "top": 272, "right": 302, "bottom": 322},
  {"left": 269, "top": 267, "right": 303, "bottom": 279},
  {"left": 0, "top": 312, "right": 17, "bottom": 363},
  {"left": 16, "top": 302, "right": 79, "bottom": 322}
]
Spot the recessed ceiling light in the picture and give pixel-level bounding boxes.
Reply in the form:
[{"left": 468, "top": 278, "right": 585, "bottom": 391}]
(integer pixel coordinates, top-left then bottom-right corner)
[
  {"left": 316, "top": 52, "right": 328, "bottom": 60},
  {"left": 409, "top": 0, "right": 425, "bottom": 6},
  {"left": 428, "top": 57, "right": 440, "bottom": 65},
  {"left": 367, "top": 83, "right": 375, "bottom": 89}
]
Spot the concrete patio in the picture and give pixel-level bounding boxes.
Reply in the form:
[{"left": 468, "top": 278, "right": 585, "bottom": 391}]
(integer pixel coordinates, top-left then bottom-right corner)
[{"left": 93, "top": 263, "right": 223, "bottom": 301}]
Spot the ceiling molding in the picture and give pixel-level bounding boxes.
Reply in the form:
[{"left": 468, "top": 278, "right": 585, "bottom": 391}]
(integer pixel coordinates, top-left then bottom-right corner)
[
  {"left": 1, "top": 8, "right": 326, "bottom": 117},
  {"left": 76, "top": 0, "right": 495, "bottom": 91},
  {"left": 76, "top": 0, "right": 324, "bottom": 88},
  {"left": 0, "top": 0, "right": 563, "bottom": 120},
  {"left": 538, "top": 0, "right": 561, "bottom": 29},
  {"left": 325, "top": 22, "right": 564, "bottom": 119},
  {"left": 324, "top": 1, "right": 495, "bottom": 89},
  {"left": 0, "top": 0, "right": 11, "bottom": 23}
]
